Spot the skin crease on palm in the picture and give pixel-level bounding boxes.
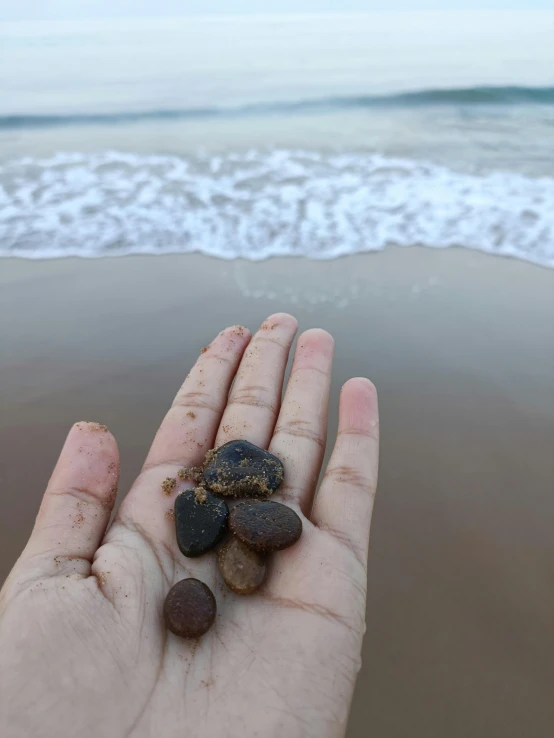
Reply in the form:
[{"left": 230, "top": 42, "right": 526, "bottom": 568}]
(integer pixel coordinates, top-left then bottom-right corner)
[{"left": 0, "top": 313, "right": 379, "bottom": 738}]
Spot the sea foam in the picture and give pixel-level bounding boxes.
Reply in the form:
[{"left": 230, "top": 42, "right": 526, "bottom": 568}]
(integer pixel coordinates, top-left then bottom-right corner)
[{"left": 1, "top": 150, "right": 552, "bottom": 267}]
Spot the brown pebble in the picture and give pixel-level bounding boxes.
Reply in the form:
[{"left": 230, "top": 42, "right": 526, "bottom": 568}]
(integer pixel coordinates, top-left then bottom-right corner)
[
  {"left": 218, "top": 537, "right": 266, "bottom": 595},
  {"left": 163, "top": 579, "right": 216, "bottom": 638},
  {"left": 230, "top": 500, "right": 302, "bottom": 553}
]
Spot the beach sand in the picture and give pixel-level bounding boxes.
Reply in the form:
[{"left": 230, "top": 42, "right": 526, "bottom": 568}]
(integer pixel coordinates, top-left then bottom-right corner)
[{"left": 1, "top": 247, "right": 553, "bottom": 737}]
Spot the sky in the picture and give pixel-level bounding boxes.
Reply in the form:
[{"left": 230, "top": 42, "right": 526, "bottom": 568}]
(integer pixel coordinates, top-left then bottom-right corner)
[{"left": 1, "top": 0, "right": 552, "bottom": 22}]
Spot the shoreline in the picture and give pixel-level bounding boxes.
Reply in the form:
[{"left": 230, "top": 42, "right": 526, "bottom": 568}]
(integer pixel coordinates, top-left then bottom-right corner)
[
  {"left": 1, "top": 246, "right": 553, "bottom": 737},
  {"left": 2, "top": 244, "right": 554, "bottom": 271}
]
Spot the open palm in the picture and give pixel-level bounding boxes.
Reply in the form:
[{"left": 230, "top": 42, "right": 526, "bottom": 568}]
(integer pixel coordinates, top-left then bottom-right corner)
[{"left": 0, "top": 314, "right": 379, "bottom": 738}]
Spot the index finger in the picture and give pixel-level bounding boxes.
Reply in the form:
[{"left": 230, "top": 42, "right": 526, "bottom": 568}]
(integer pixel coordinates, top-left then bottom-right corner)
[{"left": 143, "top": 324, "right": 252, "bottom": 473}]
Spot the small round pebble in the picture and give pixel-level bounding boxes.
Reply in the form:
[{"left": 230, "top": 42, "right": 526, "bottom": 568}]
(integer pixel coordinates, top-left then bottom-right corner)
[
  {"left": 163, "top": 579, "right": 216, "bottom": 638},
  {"left": 218, "top": 537, "right": 267, "bottom": 595},
  {"left": 229, "top": 500, "right": 302, "bottom": 553}
]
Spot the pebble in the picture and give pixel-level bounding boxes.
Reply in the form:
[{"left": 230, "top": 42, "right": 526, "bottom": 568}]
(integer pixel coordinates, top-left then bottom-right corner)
[
  {"left": 163, "top": 578, "right": 216, "bottom": 638},
  {"left": 229, "top": 500, "right": 302, "bottom": 553},
  {"left": 202, "top": 440, "right": 284, "bottom": 497},
  {"left": 218, "top": 537, "right": 267, "bottom": 595},
  {"left": 174, "top": 488, "right": 229, "bottom": 558}
]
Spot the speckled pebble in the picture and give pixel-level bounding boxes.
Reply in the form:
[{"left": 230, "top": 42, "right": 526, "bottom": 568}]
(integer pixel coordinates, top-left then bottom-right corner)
[{"left": 163, "top": 578, "right": 216, "bottom": 638}]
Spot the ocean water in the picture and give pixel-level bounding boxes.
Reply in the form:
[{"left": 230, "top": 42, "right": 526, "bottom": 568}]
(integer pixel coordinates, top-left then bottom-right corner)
[{"left": 1, "top": 12, "right": 553, "bottom": 265}]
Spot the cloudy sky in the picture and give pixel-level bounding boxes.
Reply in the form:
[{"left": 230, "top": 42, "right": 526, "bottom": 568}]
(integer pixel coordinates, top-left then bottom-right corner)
[{"left": 1, "top": 0, "right": 551, "bottom": 22}]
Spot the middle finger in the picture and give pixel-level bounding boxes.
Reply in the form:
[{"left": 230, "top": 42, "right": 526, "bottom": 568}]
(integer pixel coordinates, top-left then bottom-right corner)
[{"left": 214, "top": 313, "right": 298, "bottom": 449}]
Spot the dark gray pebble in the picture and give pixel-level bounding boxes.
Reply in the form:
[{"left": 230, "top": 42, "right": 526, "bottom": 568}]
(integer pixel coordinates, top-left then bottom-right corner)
[{"left": 203, "top": 440, "right": 284, "bottom": 497}]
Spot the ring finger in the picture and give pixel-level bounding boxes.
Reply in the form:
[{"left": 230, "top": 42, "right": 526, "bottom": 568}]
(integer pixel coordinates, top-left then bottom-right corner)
[
  {"left": 270, "top": 329, "right": 334, "bottom": 515},
  {"left": 215, "top": 313, "right": 298, "bottom": 449}
]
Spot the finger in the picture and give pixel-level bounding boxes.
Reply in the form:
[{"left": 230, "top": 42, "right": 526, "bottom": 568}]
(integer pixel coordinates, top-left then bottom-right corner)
[
  {"left": 311, "top": 378, "right": 379, "bottom": 567},
  {"left": 142, "top": 324, "right": 251, "bottom": 472},
  {"left": 113, "top": 325, "right": 251, "bottom": 547},
  {"left": 215, "top": 313, "right": 298, "bottom": 449},
  {"left": 269, "top": 329, "right": 334, "bottom": 514},
  {"left": 20, "top": 422, "right": 120, "bottom": 576}
]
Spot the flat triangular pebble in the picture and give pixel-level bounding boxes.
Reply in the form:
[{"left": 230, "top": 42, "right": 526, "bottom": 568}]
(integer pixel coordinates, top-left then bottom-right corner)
[{"left": 174, "top": 488, "right": 229, "bottom": 558}]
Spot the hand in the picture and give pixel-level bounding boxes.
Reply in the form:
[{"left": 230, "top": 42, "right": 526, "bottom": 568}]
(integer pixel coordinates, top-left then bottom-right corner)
[{"left": 0, "top": 313, "right": 379, "bottom": 738}]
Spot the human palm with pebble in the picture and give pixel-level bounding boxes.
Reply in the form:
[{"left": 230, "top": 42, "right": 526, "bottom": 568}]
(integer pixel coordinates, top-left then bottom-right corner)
[{"left": 0, "top": 313, "right": 379, "bottom": 738}]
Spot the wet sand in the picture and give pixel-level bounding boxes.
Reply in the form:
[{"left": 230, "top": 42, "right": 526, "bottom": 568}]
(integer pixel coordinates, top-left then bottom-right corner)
[{"left": 1, "top": 247, "right": 553, "bottom": 737}]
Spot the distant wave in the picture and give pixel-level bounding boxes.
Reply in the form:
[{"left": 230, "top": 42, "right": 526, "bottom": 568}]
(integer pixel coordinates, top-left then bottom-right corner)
[
  {"left": 1, "top": 150, "right": 553, "bottom": 267},
  {"left": 2, "top": 86, "right": 554, "bottom": 130}
]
